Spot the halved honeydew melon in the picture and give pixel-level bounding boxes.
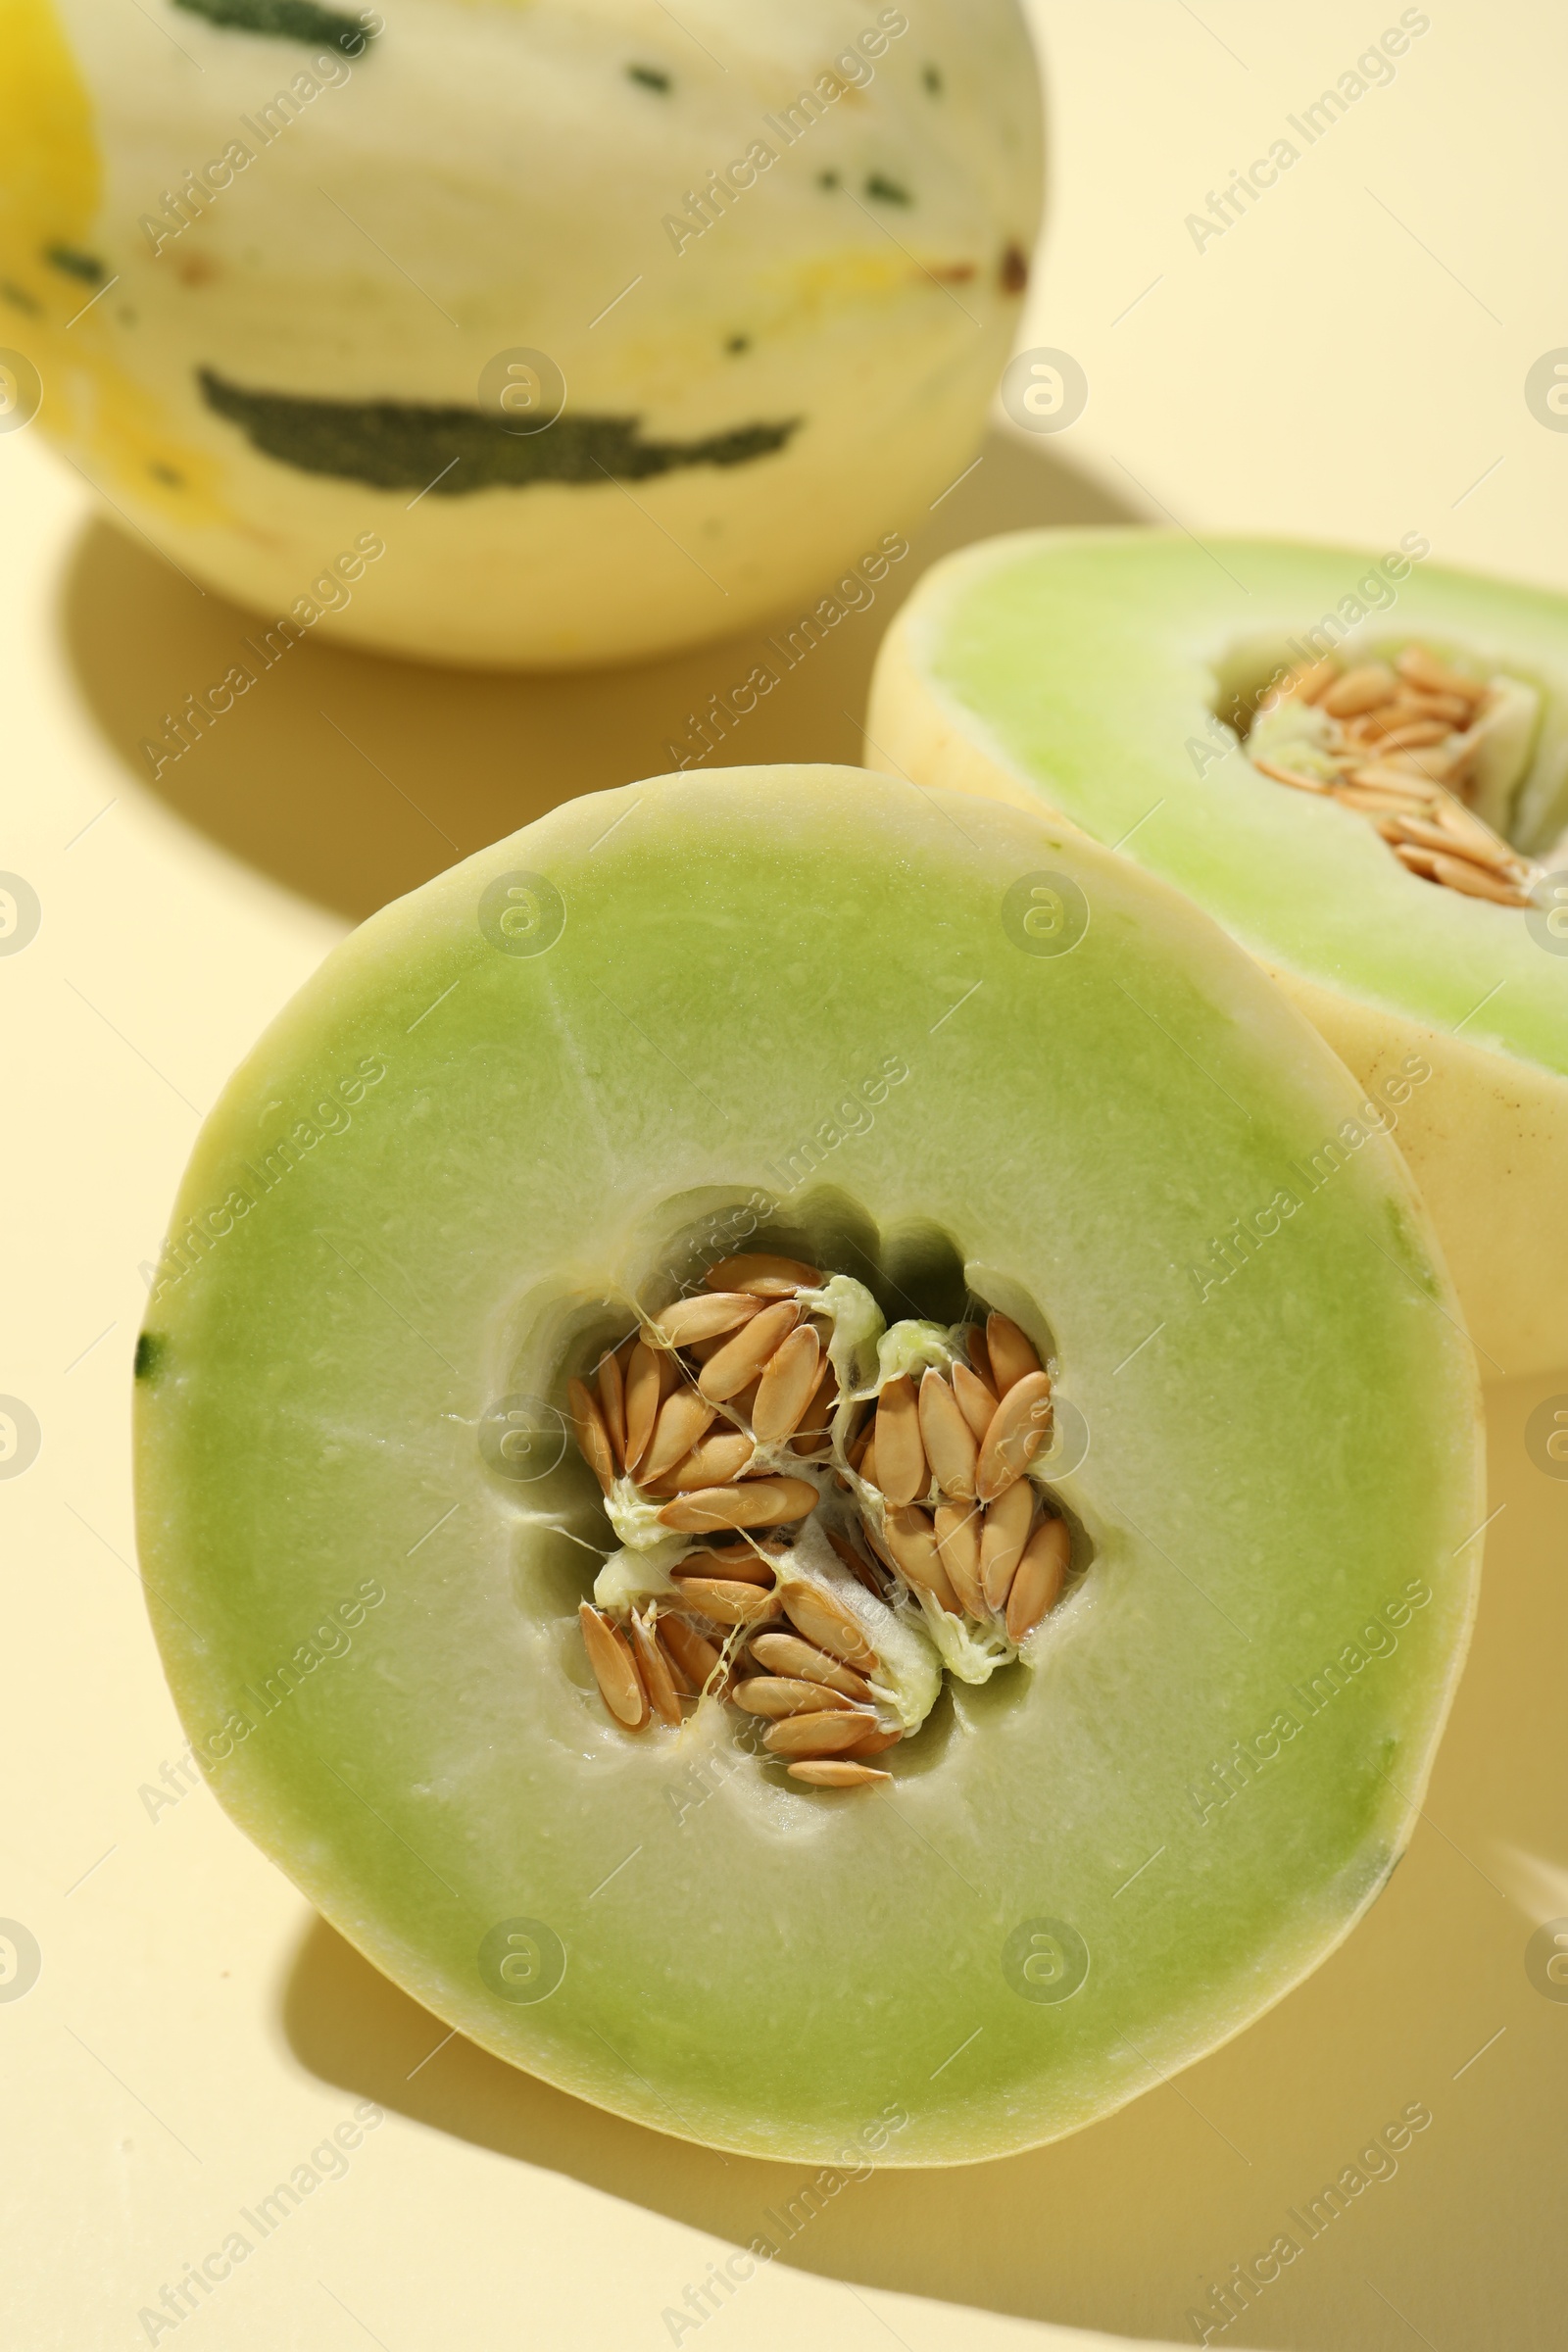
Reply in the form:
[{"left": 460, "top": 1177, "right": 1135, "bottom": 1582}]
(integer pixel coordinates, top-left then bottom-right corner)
[
  {"left": 133, "top": 764, "right": 1481, "bottom": 2164},
  {"left": 869, "top": 530, "right": 1568, "bottom": 1377}
]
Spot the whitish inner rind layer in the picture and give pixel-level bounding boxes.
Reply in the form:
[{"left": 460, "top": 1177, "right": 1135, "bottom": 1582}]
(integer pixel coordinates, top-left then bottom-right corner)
[
  {"left": 903, "top": 532, "right": 1568, "bottom": 1076},
  {"left": 132, "top": 766, "right": 1481, "bottom": 2165}
]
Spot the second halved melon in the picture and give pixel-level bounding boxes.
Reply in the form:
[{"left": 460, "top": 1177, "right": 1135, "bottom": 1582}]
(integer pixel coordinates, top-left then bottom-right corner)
[{"left": 870, "top": 530, "right": 1568, "bottom": 1376}]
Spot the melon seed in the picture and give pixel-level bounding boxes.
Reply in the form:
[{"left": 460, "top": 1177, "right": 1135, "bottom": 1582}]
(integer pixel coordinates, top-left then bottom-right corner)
[
  {"left": 752, "top": 1324, "right": 823, "bottom": 1442},
  {"left": 918, "top": 1367, "right": 978, "bottom": 1498},
  {"left": 762, "top": 1709, "right": 879, "bottom": 1757},
  {"left": 579, "top": 1602, "right": 648, "bottom": 1728},
  {"left": 639, "top": 1385, "right": 718, "bottom": 1481},
  {"left": 706, "top": 1253, "right": 820, "bottom": 1297},
  {"left": 657, "top": 1291, "right": 765, "bottom": 1347},
  {"left": 882, "top": 1504, "right": 962, "bottom": 1615},
  {"left": 1321, "top": 662, "right": 1397, "bottom": 717},
  {"left": 658, "top": 1475, "right": 817, "bottom": 1532},
  {"left": 873, "top": 1374, "right": 927, "bottom": 1505},
  {"left": 667, "top": 1577, "right": 782, "bottom": 1627},
  {"left": 749, "top": 1631, "right": 875, "bottom": 1701},
  {"left": 566, "top": 1379, "right": 616, "bottom": 1493},
  {"left": 658, "top": 1614, "right": 725, "bottom": 1694},
  {"left": 731, "top": 1676, "right": 860, "bottom": 1718},
  {"left": 980, "top": 1478, "right": 1035, "bottom": 1611},
  {"left": 597, "top": 1346, "right": 627, "bottom": 1470},
  {"left": 975, "top": 1371, "right": 1054, "bottom": 1500},
  {"left": 934, "top": 1499, "right": 987, "bottom": 1618},
  {"left": 1005, "top": 1516, "right": 1071, "bottom": 1640},
  {"left": 698, "top": 1299, "right": 801, "bottom": 1401},
  {"left": 785, "top": 1760, "right": 892, "bottom": 1788},
  {"left": 790, "top": 1360, "right": 838, "bottom": 1453},
  {"left": 629, "top": 1607, "right": 684, "bottom": 1727},
  {"left": 985, "top": 1312, "right": 1041, "bottom": 1396},
  {"left": 673, "top": 1545, "right": 776, "bottom": 1586},
  {"left": 624, "top": 1339, "right": 673, "bottom": 1471},
  {"left": 952, "top": 1358, "right": 998, "bottom": 1441},
  {"left": 781, "top": 1581, "right": 879, "bottom": 1668},
  {"left": 644, "top": 1431, "right": 757, "bottom": 1494}
]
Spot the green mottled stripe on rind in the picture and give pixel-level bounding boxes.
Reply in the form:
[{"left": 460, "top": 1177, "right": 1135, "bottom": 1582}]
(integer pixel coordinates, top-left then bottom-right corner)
[
  {"left": 45, "top": 244, "right": 104, "bottom": 282},
  {"left": 198, "top": 370, "right": 800, "bottom": 493},
  {"left": 172, "top": 0, "right": 374, "bottom": 53}
]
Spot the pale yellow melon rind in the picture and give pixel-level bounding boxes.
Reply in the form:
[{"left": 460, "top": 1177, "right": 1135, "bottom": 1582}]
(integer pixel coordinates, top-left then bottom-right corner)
[{"left": 6, "top": 0, "right": 1043, "bottom": 666}]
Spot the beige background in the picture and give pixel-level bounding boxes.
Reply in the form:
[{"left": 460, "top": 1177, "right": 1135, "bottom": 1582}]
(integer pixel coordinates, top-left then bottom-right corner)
[{"left": 4, "top": 3, "right": 1567, "bottom": 2346}]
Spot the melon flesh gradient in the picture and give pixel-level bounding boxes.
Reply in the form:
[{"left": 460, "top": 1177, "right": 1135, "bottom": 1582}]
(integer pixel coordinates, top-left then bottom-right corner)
[
  {"left": 868, "top": 530, "right": 1568, "bottom": 1377},
  {"left": 134, "top": 766, "right": 1480, "bottom": 2165}
]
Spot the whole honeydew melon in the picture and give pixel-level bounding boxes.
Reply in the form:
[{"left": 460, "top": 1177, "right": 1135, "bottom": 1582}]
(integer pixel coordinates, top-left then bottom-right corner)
[
  {"left": 869, "top": 530, "right": 1568, "bottom": 1378},
  {"left": 134, "top": 765, "right": 1480, "bottom": 2164},
  {"left": 0, "top": 0, "right": 1040, "bottom": 666}
]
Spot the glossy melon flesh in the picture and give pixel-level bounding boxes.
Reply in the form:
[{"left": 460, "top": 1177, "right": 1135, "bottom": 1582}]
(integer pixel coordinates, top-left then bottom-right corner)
[
  {"left": 2, "top": 0, "right": 1039, "bottom": 665},
  {"left": 133, "top": 765, "right": 1481, "bottom": 2165},
  {"left": 869, "top": 530, "right": 1568, "bottom": 1378}
]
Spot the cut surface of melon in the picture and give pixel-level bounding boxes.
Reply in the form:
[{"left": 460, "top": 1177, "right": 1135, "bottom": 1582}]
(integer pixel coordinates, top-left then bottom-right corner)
[
  {"left": 134, "top": 765, "right": 1481, "bottom": 2163},
  {"left": 868, "top": 529, "right": 1568, "bottom": 1378}
]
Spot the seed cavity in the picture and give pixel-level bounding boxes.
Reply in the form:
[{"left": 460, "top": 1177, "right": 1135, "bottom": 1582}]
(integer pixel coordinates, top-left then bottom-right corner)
[
  {"left": 1241, "top": 642, "right": 1546, "bottom": 907},
  {"left": 558, "top": 1254, "right": 1079, "bottom": 1789}
]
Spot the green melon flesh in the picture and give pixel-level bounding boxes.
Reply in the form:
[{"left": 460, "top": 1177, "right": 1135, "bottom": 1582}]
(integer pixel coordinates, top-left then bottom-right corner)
[
  {"left": 133, "top": 765, "right": 1481, "bottom": 2165},
  {"left": 869, "top": 531, "right": 1568, "bottom": 1377}
]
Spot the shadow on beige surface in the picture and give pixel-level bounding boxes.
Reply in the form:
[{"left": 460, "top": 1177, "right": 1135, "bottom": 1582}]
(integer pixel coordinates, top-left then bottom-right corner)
[
  {"left": 61, "top": 430, "right": 1132, "bottom": 925},
  {"left": 282, "top": 1374, "right": 1568, "bottom": 2351}
]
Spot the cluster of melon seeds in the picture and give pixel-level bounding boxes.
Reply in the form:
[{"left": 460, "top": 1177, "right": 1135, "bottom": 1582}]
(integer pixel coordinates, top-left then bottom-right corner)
[
  {"left": 1245, "top": 644, "right": 1540, "bottom": 906},
  {"left": 565, "top": 1254, "right": 1069, "bottom": 1789}
]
